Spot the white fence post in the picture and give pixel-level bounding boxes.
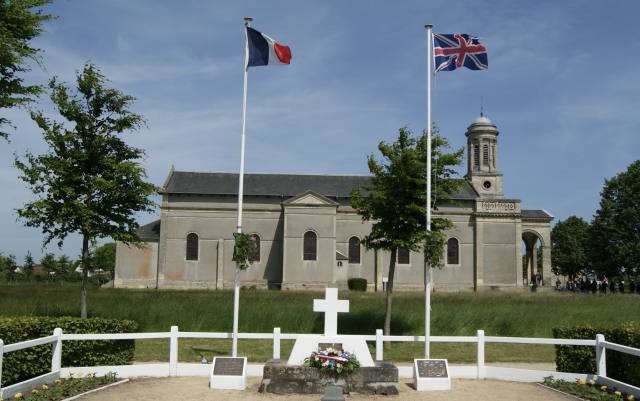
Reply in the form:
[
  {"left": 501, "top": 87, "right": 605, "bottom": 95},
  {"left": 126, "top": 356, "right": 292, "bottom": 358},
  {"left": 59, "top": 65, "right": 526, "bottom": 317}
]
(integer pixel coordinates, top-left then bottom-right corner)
[
  {"left": 477, "top": 330, "right": 485, "bottom": 379},
  {"left": 0, "top": 338, "right": 4, "bottom": 391},
  {"left": 596, "top": 334, "right": 606, "bottom": 377},
  {"left": 273, "top": 327, "right": 281, "bottom": 360},
  {"left": 51, "top": 328, "right": 63, "bottom": 372},
  {"left": 375, "top": 329, "right": 383, "bottom": 361},
  {"left": 169, "top": 326, "right": 178, "bottom": 376}
]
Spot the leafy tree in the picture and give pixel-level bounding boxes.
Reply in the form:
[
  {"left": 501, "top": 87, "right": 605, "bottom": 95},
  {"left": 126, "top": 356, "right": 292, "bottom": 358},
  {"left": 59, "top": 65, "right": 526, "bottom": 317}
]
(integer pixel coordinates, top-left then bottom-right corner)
[
  {"left": 591, "top": 160, "right": 640, "bottom": 278},
  {"left": 15, "top": 63, "right": 159, "bottom": 318},
  {"left": 551, "top": 216, "right": 590, "bottom": 280},
  {"left": 351, "top": 126, "right": 463, "bottom": 337},
  {"left": 0, "top": 253, "right": 19, "bottom": 281},
  {"left": 0, "top": 0, "right": 53, "bottom": 140},
  {"left": 22, "top": 251, "right": 35, "bottom": 280},
  {"left": 91, "top": 242, "right": 116, "bottom": 279},
  {"left": 40, "top": 252, "right": 57, "bottom": 280}
]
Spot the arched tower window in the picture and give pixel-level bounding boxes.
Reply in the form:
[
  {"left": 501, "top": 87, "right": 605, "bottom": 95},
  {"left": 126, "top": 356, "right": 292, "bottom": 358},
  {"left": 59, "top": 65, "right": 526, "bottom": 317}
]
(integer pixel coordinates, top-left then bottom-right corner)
[
  {"left": 186, "top": 233, "right": 199, "bottom": 261},
  {"left": 397, "top": 247, "right": 410, "bottom": 264},
  {"left": 447, "top": 238, "right": 459, "bottom": 265},
  {"left": 303, "top": 231, "right": 317, "bottom": 261},
  {"left": 483, "top": 143, "right": 489, "bottom": 166},
  {"left": 473, "top": 144, "right": 480, "bottom": 169},
  {"left": 348, "top": 236, "right": 361, "bottom": 264},
  {"left": 249, "top": 234, "right": 261, "bottom": 263}
]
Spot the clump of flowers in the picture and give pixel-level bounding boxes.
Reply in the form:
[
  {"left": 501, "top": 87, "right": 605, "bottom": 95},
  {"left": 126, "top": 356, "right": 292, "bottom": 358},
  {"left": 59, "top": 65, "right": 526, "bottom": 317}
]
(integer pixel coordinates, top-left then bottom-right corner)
[
  {"left": 576, "top": 378, "right": 586, "bottom": 386},
  {"left": 601, "top": 385, "right": 608, "bottom": 392},
  {"left": 627, "top": 394, "right": 635, "bottom": 401},
  {"left": 13, "top": 393, "right": 22, "bottom": 400},
  {"left": 304, "top": 347, "right": 360, "bottom": 375}
]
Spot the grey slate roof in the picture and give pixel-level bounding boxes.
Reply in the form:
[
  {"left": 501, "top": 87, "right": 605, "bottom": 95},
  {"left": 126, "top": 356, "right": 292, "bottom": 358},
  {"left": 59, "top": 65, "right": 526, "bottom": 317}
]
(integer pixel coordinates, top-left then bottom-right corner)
[
  {"left": 521, "top": 209, "right": 553, "bottom": 219},
  {"left": 163, "top": 171, "right": 478, "bottom": 200},
  {"left": 137, "top": 220, "right": 161, "bottom": 242}
]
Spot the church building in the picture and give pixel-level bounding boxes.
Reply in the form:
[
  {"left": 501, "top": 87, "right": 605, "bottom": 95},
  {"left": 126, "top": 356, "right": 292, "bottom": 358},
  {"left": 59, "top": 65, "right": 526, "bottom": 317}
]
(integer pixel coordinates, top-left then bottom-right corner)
[{"left": 114, "top": 114, "right": 553, "bottom": 291}]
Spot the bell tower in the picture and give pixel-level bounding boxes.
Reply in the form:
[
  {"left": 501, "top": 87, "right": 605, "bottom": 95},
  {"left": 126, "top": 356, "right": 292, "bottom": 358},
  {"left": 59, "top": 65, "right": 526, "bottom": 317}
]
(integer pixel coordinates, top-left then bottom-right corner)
[{"left": 465, "top": 113, "right": 504, "bottom": 198}]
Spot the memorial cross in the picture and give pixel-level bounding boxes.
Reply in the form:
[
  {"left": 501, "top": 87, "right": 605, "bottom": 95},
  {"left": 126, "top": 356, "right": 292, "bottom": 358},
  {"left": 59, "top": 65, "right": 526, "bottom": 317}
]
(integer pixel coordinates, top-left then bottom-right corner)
[{"left": 313, "top": 288, "right": 349, "bottom": 336}]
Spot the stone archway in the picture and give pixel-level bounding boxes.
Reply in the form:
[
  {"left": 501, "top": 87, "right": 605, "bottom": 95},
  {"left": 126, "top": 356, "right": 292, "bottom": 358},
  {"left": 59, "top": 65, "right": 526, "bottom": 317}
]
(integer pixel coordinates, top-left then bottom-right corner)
[{"left": 522, "top": 230, "right": 545, "bottom": 287}]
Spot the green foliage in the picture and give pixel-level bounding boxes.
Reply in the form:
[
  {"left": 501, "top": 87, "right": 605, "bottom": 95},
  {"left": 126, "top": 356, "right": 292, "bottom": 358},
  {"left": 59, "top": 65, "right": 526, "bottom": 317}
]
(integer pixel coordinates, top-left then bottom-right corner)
[
  {"left": 591, "top": 160, "right": 640, "bottom": 278},
  {"left": 232, "top": 233, "right": 255, "bottom": 270},
  {"left": 91, "top": 242, "right": 116, "bottom": 279},
  {"left": 0, "top": 252, "right": 19, "bottom": 281},
  {"left": 543, "top": 377, "right": 630, "bottom": 401},
  {"left": 0, "top": 316, "right": 137, "bottom": 386},
  {"left": 347, "top": 278, "right": 367, "bottom": 291},
  {"left": 15, "top": 63, "right": 159, "bottom": 317},
  {"left": 553, "top": 323, "right": 640, "bottom": 387},
  {"left": 552, "top": 216, "right": 591, "bottom": 279},
  {"left": 0, "top": 0, "right": 54, "bottom": 139},
  {"left": 18, "top": 372, "right": 118, "bottom": 401},
  {"left": 22, "top": 251, "right": 35, "bottom": 280}
]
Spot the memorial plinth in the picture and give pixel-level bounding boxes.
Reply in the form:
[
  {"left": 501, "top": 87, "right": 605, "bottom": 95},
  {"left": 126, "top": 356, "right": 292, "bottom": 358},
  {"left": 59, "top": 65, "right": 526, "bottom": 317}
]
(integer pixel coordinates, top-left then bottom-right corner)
[
  {"left": 413, "top": 358, "right": 451, "bottom": 391},
  {"left": 259, "top": 360, "right": 399, "bottom": 395},
  {"left": 209, "top": 357, "right": 247, "bottom": 390}
]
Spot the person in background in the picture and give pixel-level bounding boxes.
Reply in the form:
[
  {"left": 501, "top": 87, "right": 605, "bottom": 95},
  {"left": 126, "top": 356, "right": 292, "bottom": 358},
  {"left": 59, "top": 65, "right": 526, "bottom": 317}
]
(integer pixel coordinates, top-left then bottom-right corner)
[
  {"left": 610, "top": 280, "right": 616, "bottom": 293},
  {"left": 630, "top": 280, "right": 637, "bottom": 294},
  {"left": 619, "top": 280, "right": 625, "bottom": 293}
]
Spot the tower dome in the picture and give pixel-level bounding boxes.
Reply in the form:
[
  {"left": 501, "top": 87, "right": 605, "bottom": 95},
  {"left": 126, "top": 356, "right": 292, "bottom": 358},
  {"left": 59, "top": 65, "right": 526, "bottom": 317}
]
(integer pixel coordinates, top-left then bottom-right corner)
[{"left": 465, "top": 113, "right": 503, "bottom": 198}]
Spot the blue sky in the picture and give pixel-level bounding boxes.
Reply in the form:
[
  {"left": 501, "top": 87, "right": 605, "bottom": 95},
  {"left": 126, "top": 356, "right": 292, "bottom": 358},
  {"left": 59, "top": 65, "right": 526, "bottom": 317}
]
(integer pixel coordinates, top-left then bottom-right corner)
[{"left": 1, "top": 0, "right": 639, "bottom": 262}]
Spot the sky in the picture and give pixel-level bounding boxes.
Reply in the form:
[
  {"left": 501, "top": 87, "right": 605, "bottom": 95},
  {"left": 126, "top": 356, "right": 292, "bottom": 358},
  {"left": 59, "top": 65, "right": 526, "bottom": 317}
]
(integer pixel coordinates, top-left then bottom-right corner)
[{"left": 1, "top": 0, "right": 639, "bottom": 262}]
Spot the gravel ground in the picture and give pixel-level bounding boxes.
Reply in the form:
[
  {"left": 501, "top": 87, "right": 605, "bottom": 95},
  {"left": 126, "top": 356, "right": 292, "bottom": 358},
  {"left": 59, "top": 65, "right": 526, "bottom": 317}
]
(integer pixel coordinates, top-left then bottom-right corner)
[{"left": 78, "top": 377, "right": 575, "bottom": 401}]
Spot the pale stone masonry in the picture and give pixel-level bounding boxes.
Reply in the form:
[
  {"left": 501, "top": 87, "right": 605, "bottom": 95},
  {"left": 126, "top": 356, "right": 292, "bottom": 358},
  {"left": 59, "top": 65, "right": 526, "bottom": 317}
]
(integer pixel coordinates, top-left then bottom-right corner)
[{"left": 114, "top": 114, "right": 553, "bottom": 291}]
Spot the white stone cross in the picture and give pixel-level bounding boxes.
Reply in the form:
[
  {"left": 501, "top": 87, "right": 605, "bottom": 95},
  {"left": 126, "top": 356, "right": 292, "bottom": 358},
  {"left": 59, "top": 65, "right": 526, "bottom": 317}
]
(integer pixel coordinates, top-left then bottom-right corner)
[{"left": 313, "top": 287, "right": 349, "bottom": 336}]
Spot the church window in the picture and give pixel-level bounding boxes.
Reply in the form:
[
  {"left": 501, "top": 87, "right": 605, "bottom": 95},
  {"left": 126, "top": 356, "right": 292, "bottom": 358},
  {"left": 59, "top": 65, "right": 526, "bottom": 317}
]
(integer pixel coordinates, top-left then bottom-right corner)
[
  {"left": 473, "top": 144, "right": 480, "bottom": 169},
  {"left": 397, "top": 247, "right": 410, "bottom": 264},
  {"left": 348, "top": 237, "right": 361, "bottom": 264},
  {"left": 447, "top": 238, "right": 459, "bottom": 265},
  {"left": 249, "top": 234, "right": 260, "bottom": 263},
  {"left": 303, "top": 231, "right": 317, "bottom": 261},
  {"left": 483, "top": 144, "right": 489, "bottom": 166},
  {"left": 186, "top": 233, "right": 199, "bottom": 261}
]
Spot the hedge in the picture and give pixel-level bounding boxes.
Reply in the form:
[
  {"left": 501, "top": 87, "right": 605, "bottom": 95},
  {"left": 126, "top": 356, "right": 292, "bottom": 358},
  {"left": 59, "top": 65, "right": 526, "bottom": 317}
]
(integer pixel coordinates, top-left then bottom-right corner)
[
  {"left": 347, "top": 278, "right": 367, "bottom": 291},
  {"left": 553, "top": 323, "right": 640, "bottom": 387},
  {"left": 0, "top": 316, "right": 138, "bottom": 386}
]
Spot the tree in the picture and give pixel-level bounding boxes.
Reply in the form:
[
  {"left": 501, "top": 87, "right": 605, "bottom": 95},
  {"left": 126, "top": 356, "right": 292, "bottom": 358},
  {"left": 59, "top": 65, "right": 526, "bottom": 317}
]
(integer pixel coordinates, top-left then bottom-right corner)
[
  {"left": 15, "top": 63, "right": 159, "bottom": 318},
  {"left": 0, "top": 0, "right": 53, "bottom": 140},
  {"left": 22, "top": 251, "right": 35, "bottom": 280},
  {"left": 551, "top": 216, "right": 590, "bottom": 280},
  {"left": 590, "top": 160, "right": 640, "bottom": 278},
  {"left": 91, "top": 242, "right": 116, "bottom": 279},
  {"left": 0, "top": 253, "right": 18, "bottom": 281},
  {"left": 351, "top": 127, "right": 463, "bottom": 337}
]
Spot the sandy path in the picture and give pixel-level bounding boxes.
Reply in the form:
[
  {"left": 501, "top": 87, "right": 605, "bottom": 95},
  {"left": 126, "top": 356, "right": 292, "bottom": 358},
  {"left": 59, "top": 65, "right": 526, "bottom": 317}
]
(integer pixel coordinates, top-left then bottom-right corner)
[{"left": 78, "top": 377, "right": 574, "bottom": 401}]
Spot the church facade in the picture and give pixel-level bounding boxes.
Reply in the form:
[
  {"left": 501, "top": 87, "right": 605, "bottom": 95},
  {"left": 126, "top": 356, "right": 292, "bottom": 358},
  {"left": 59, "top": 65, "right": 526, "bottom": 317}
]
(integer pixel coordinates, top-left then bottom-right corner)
[{"left": 114, "top": 114, "right": 553, "bottom": 291}]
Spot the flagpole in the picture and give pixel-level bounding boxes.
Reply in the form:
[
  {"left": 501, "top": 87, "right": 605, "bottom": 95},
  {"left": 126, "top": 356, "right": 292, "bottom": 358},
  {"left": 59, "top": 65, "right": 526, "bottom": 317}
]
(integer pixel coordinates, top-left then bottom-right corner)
[
  {"left": 424, "top": 23, "right": 433, "bottom": 360},
  {"left": 232, "top": 15, "right": 253, "bottom": 358}
]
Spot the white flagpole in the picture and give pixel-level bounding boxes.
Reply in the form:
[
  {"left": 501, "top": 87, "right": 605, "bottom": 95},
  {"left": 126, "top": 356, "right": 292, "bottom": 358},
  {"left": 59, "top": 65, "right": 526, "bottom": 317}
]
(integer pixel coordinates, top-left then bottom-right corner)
[
  {"left": 232, "top": 15, "right": 253, "bottom": 358},
  {"left": 424, "top": 23, "right": 433, "bottom": 360}
]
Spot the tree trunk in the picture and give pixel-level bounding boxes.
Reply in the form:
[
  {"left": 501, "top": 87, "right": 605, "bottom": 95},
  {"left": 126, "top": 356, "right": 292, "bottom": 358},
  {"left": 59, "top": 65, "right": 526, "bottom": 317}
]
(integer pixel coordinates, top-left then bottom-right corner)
[
  {"left": 80, "top": 235, "right": 90, "bottom": 319},
  {"left": 384, "top": 248, "right": 397, "bottom": 346}
]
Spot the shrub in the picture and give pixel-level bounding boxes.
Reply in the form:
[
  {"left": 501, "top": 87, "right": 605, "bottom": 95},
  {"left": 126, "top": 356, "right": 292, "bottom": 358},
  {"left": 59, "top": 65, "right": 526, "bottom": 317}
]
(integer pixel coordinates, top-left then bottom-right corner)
[
  {"left": 347, "top": 278, "right": 367, "bottom": 292},
  {"left": 553, "top": 323, "right": 640, "bottom": 387},
  {"left": 0, "top": 316, "right": 137, "bottom": 386}
]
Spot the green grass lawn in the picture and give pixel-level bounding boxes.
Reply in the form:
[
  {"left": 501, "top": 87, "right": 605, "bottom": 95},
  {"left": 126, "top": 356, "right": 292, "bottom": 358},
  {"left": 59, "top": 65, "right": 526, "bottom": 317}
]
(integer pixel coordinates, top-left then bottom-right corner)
[{"left": 2, "top": 283, "right": 639, "bottom": 364}]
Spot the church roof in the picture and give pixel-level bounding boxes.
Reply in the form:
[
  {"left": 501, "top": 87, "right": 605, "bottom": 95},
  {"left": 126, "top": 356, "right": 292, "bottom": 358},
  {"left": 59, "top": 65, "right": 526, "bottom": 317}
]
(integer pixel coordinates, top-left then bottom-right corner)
[
  {"left": 136, "top": 219, "right": 161, "bottom": 242},
  {"left": 521, "top": 209, "right": 554, "bottom": 220},
  {"left": 163, "top": 171, "right": 479, "bottom": 200}
]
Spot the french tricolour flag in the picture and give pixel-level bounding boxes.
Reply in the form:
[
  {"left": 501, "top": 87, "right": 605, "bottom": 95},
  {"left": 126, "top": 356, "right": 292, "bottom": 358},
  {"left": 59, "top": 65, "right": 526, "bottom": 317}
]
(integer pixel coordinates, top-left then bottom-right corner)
[{"left": 246, "top": 27, "right": 291, "bottom": 68}]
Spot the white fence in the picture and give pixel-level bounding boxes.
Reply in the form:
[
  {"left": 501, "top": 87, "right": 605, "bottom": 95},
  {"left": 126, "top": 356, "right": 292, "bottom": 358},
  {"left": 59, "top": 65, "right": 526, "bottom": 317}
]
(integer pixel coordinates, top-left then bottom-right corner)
[{"left": 1, "top": 328, "right": 639, "bottom": 399}]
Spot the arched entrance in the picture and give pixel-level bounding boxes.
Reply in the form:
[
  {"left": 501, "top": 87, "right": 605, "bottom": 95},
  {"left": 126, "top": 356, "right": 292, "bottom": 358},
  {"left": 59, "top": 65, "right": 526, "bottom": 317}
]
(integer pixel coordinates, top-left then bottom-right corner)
[{"left": 522, "top": 230, "right": 545, "bottom": 287}]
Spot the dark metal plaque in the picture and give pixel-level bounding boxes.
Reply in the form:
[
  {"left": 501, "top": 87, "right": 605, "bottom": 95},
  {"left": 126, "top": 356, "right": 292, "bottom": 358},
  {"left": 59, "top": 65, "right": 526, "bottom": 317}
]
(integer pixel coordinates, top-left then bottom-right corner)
[
  {"left": 213, "top": 357, "right": 245, "bottom": 376},
  {"left": 416, "top": 360, "right": 448, "bottom": 378},
  {"left": 318, "top": 343, "right": 343, "bottom": 351}
]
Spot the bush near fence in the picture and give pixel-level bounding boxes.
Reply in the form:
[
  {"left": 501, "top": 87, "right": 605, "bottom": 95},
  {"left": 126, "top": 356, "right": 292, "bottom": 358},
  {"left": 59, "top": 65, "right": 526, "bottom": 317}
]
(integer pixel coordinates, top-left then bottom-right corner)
[
  {"left": 347, "top": 278, "right": 367, "bottom": 292},
  {"left": 553, "top": 323, "right": 640, "bottom": 387},
  {"left": 0, "top": 316, "right": 137, "bottom": 386}
]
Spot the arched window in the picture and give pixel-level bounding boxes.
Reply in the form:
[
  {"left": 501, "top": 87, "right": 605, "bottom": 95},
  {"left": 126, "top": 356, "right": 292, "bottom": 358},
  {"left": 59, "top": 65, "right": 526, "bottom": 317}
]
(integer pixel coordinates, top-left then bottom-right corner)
[
  {"left": 483, "top": 143, "right": 489, "bottom": 166},
  {"left": 348, "top": 237, "right": 361, "bottom": 264},
  {"left": 447, "top": 238, "right": 459, "bottom": 265},
  {"left": 473, "top": 144, "right": 480, "bottom": 169},
  {"left": 397, "top": 247, "right": 410, "bottom": 264},
  {"left": 249, "top": 234, "right": 261, "bottom": 263},
  {"left": 186, "top": 233, "right": 199, "bottom": 261},
  {"left": 303, "top": 231, "right": 317, "bottom": 261}
]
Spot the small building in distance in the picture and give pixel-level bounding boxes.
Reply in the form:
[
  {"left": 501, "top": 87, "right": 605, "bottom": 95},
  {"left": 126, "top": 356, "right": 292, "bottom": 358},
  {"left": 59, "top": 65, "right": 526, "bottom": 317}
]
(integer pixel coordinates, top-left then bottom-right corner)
[{"left": 115, "top": 114, "right": 553, "bottom": 291}]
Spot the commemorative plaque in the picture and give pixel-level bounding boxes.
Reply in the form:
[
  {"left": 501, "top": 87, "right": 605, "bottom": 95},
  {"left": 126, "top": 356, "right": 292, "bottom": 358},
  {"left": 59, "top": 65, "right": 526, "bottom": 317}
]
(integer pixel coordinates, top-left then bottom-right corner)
[
  {"left": 210, "top": 357, "right": 247, "bottom": 390},
  {"left": 413, "top": 359, "right": 451, "bottom": 391},
  {"left": 318, "top": 343, "right": 343, "bottom": 351}
]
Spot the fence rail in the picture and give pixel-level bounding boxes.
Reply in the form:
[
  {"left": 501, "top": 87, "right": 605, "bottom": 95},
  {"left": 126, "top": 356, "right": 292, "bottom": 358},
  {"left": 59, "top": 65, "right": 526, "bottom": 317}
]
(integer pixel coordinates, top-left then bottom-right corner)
[{"left": 1, "top": 327, "right": 639, "bottom": 399}]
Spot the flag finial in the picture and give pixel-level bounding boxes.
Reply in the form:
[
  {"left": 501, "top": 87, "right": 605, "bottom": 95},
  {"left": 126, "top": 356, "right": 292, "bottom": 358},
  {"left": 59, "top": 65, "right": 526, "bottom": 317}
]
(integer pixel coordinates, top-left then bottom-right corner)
[
  {"left": 480, "top": 96, "right": 484, "bottom": 117},
  {"left": 244, "top": 16, "right": 253, "bottom": 26}
]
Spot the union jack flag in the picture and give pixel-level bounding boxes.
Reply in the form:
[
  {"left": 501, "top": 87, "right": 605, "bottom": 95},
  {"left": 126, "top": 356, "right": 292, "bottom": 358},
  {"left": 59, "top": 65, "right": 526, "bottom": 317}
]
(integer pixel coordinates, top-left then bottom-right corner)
[{"left": 433, "top": 33, "right": 488, "bottom": 72}]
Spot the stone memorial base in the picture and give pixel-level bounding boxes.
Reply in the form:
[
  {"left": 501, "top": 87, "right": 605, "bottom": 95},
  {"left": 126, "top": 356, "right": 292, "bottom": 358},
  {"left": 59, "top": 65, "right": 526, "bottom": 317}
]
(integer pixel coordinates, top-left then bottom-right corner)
[{"left": 258, "top": 360, "right": 399, "bottom": 395}]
